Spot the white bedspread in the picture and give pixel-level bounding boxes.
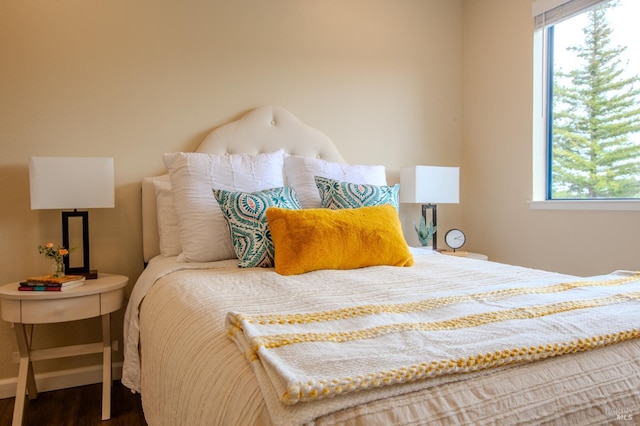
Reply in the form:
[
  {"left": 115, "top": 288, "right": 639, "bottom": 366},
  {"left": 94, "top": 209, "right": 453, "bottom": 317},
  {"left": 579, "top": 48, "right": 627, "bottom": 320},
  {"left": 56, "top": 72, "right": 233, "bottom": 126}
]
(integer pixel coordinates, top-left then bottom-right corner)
[
  {"left": 122, "top": 250, "right": 640, "bottom": 425},
  {"left": 122, "top": 255, "right": 239, "bottom": 393}
]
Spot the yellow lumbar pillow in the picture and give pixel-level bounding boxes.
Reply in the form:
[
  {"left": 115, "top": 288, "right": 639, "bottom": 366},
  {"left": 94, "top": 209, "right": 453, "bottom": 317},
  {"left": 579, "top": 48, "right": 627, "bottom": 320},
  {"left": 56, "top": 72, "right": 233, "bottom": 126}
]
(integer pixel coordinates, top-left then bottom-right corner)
[{"left": 266, "top": 204, "right": 414, "bottom": 275}]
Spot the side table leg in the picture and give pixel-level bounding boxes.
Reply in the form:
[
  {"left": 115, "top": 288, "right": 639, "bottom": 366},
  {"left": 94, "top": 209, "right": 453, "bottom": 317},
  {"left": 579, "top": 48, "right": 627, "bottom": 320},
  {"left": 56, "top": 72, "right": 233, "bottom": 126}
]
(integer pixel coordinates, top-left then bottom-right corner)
[
  {"left": 13, "top": 324, "right": 37, "bottom": 426},
  {"left": 101, "top": 313, "right": 112, "bottom": 420}
]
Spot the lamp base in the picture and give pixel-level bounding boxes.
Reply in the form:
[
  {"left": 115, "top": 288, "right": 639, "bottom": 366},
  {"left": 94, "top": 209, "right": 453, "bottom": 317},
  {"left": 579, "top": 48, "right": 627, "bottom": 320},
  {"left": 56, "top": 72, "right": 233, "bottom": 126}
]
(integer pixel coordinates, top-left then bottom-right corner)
[
  {"left": 62, "top": 210, "right": 91, "bottom": 274},
  {"left": 421, "top": 204, "right": 438, "bottom": 251},
  {"left": 72, "top": 269, "right": 98, "bottom": 280}
]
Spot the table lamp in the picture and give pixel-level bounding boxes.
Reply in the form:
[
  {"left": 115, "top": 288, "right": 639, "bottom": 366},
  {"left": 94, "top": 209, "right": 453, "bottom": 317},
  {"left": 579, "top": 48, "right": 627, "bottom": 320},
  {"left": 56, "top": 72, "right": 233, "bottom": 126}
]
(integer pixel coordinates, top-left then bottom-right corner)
[
  {"left": 400, "top": 166, "right": 459, "bottom": 251},
  {"left": 29, "top": 156, "right": 115, "bottom": 279}
]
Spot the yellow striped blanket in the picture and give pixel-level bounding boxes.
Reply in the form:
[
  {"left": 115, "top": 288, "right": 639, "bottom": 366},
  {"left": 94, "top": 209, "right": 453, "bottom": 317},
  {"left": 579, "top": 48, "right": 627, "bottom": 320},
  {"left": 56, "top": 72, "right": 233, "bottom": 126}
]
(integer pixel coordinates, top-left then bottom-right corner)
[{"left": 226, "top": 272, "right": 640, "bottom": 406}]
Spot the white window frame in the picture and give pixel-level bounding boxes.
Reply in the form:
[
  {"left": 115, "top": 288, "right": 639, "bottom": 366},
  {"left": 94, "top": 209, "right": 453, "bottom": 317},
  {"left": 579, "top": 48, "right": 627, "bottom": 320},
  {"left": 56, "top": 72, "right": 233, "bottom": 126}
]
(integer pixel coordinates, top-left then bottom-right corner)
[{"left": 530, "top": 0, "right": 640, "bottom": 211}]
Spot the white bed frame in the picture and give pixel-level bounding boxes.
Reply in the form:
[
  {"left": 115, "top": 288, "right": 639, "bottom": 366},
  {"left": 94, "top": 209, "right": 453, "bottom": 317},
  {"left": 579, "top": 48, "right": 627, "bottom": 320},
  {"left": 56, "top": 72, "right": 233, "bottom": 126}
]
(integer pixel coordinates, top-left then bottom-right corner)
[{"left": 141, "top": 105, "right": 345, "bottom": 263}]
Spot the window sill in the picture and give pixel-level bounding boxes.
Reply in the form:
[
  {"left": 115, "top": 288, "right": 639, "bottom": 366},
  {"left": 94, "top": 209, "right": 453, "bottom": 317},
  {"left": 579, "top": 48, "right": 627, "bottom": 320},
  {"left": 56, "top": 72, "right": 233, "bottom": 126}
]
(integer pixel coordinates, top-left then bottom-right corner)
[{"left": 528, "top": 200, "right": 640, "bottom": 211}]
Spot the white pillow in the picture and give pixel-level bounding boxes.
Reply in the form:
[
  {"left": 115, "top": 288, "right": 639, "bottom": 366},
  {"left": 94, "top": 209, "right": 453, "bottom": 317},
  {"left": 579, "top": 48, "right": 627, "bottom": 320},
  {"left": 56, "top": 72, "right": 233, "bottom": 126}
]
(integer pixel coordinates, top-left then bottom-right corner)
[
  {"left": 163, "top": 150, "right": 286, "bottom": 263},
  {"left": 153, "top": 180, "right": 181, "bottom": 258},
  {"left": 284, "top": 155, "right": 387, "bottom": 208}
]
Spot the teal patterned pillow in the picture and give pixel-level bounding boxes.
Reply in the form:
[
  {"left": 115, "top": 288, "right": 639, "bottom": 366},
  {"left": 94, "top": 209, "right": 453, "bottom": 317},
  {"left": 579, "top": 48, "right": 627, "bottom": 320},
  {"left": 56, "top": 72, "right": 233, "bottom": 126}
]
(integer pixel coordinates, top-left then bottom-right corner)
[
  {"left": 314, "top": 176, "right": 400, "bottom": 210},
  {"left": 213, "top": 187, "right": 302, "bottom": 268}
]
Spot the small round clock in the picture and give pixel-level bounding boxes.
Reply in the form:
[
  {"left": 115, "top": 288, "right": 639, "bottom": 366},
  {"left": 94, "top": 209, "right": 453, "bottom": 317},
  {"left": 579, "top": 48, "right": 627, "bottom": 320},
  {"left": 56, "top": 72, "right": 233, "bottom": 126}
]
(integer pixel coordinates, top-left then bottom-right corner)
[{"left": 444, "top": 229, "right": 466, "bottom": 251}]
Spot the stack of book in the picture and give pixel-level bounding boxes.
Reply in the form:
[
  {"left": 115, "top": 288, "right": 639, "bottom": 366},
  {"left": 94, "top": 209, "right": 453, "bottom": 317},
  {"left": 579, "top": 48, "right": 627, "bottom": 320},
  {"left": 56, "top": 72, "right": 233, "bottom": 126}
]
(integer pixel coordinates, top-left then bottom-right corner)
[{"left": 19, "top": 275, "right": 86, "bottom": 291}]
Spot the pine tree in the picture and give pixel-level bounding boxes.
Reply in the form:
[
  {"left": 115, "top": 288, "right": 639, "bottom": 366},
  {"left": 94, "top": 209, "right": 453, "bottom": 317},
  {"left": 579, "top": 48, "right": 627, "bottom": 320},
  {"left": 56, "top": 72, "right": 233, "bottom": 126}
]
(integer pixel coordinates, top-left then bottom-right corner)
[{"left": 552, "top": 1, "right": 640, "bottom": 198}]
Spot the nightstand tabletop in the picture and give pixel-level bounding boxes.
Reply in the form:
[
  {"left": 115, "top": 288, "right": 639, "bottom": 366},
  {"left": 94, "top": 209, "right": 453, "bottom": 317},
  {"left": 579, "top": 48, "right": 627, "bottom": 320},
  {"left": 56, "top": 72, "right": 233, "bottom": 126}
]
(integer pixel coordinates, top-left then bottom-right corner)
[
  {"left": 0, "top": 273, "right": 127, "bottom": 301},
  {"left": 411, "top": 247, "right": 489, "bottom": 261},
  {"left": 0, "top": 274, "right": 128, "bottom": 325}
]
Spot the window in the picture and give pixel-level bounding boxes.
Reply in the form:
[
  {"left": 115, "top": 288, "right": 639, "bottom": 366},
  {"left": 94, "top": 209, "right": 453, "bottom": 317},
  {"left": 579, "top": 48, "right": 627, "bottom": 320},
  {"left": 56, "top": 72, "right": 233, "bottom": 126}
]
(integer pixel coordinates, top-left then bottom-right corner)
[{"left": 532, "top": 0, "right": 640, "bottom": 205}]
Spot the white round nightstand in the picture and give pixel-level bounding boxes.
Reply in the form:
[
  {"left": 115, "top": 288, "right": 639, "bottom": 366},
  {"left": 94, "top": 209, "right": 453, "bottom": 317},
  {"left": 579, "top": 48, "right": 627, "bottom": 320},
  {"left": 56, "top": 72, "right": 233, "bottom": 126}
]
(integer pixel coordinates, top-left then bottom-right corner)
[{"left": 0, "top": 273, "right": 128, "bottom": 426}]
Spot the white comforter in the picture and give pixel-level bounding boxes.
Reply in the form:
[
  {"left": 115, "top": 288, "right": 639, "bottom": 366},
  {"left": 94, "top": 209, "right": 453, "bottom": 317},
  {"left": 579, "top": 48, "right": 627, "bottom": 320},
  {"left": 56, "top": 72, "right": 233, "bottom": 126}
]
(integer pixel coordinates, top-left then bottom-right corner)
[{"left": 122, "top": 249, "right": 640, "bottom": 425}]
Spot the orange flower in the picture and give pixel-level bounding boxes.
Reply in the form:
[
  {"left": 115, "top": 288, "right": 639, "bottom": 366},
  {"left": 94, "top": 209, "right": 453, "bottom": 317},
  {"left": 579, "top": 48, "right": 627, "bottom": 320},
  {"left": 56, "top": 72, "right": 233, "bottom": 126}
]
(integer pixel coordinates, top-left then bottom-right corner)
[{"left": 38, "top": 243, "right": 73, "bottom": 262}]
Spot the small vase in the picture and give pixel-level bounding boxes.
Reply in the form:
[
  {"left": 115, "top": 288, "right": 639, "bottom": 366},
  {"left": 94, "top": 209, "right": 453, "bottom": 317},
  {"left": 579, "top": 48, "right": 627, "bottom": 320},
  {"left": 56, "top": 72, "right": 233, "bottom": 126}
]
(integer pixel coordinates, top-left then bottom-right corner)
[{"left": 52, "top": 259, "right": 65, "bottom": 278}]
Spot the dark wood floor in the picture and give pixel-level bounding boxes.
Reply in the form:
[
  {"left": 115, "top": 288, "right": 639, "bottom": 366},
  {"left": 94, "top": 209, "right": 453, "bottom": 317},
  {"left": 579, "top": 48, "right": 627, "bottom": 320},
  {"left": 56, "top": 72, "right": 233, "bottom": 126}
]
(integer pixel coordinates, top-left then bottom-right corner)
[{"left": 0, "top": 381, "right": 147, "bottom": 426}]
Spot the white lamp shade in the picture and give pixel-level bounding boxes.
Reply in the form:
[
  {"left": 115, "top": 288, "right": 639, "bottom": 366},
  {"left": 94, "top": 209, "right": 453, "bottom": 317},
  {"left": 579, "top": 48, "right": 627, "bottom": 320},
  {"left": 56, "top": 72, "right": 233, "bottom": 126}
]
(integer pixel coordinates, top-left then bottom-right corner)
[
  {"left": 400, "top": 166, "right": 459, "bottom": 204},
  {"left": 29, "top": 156, "right": 115, "bottom": 210}
]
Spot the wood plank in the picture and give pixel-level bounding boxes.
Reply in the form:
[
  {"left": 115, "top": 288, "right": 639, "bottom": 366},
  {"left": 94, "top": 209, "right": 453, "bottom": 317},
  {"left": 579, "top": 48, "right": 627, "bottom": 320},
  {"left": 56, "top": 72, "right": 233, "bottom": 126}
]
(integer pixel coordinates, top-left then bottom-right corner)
[
  {"left": 29, "top": 343, "right": 103, "bottom": 362},
  {"left": 0, "top": 381, "right": 147, "bottom": 426}
]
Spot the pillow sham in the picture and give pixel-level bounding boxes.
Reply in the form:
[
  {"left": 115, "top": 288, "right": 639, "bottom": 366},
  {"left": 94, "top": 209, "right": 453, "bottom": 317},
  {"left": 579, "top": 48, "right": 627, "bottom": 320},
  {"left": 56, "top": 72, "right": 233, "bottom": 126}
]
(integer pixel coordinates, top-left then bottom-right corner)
[
  {"left": 266, "top": 204, "right": 414, "bottom": 275},
  {"left": 284, "top": 155, "right": 387, "bottom": 209},
  {"left": 153, "top": 180, "right": 181, "bottom": 257},
  {"left": 213, "top": 187, "right": 302, "bottom": 268},
  {"left": 163, "top": 150, "right": 285, "bottom": 263},
  {"left": 314, "top": 176, "right": 400, "bottom": 210}
]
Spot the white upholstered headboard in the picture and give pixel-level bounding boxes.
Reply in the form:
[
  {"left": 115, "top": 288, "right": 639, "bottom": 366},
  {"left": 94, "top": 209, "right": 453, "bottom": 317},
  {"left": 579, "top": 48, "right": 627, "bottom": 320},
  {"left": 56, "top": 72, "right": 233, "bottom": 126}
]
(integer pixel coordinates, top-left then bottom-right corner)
[{"left": 142, "top": 105, "right": 345, "bottom": 262}]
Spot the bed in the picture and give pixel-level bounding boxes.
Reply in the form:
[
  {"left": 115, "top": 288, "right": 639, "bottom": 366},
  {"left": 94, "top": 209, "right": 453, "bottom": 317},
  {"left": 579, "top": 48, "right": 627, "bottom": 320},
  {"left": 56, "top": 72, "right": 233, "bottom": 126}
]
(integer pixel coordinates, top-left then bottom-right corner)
[{"left": 122, "top": 105, "right": 640, "bottom": 425}]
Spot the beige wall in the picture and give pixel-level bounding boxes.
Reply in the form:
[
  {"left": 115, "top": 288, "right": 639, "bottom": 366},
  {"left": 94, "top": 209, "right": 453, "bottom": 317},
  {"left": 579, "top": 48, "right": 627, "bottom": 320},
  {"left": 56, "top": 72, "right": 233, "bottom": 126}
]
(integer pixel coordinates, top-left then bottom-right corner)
[
  {"left": 462, "top": 0, "right": 640, "bottom": 274},
  {"left": 0, "top": 1, "right": 463, "bottom": 385}
]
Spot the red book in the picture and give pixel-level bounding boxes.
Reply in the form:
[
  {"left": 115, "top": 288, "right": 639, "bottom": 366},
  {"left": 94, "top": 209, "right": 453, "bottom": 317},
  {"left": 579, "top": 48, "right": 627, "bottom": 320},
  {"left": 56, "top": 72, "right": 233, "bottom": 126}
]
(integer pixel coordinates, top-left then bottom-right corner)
[{"left": 18, "top": 281, "right": 85, "bottom": 291}]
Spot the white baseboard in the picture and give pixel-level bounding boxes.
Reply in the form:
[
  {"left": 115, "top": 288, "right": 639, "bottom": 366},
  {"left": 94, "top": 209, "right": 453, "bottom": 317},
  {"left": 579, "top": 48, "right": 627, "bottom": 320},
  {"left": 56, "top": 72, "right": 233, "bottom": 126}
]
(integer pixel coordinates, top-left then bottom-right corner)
[{"left": 0, "top": 362, "right": 123, "bottom": 400}]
